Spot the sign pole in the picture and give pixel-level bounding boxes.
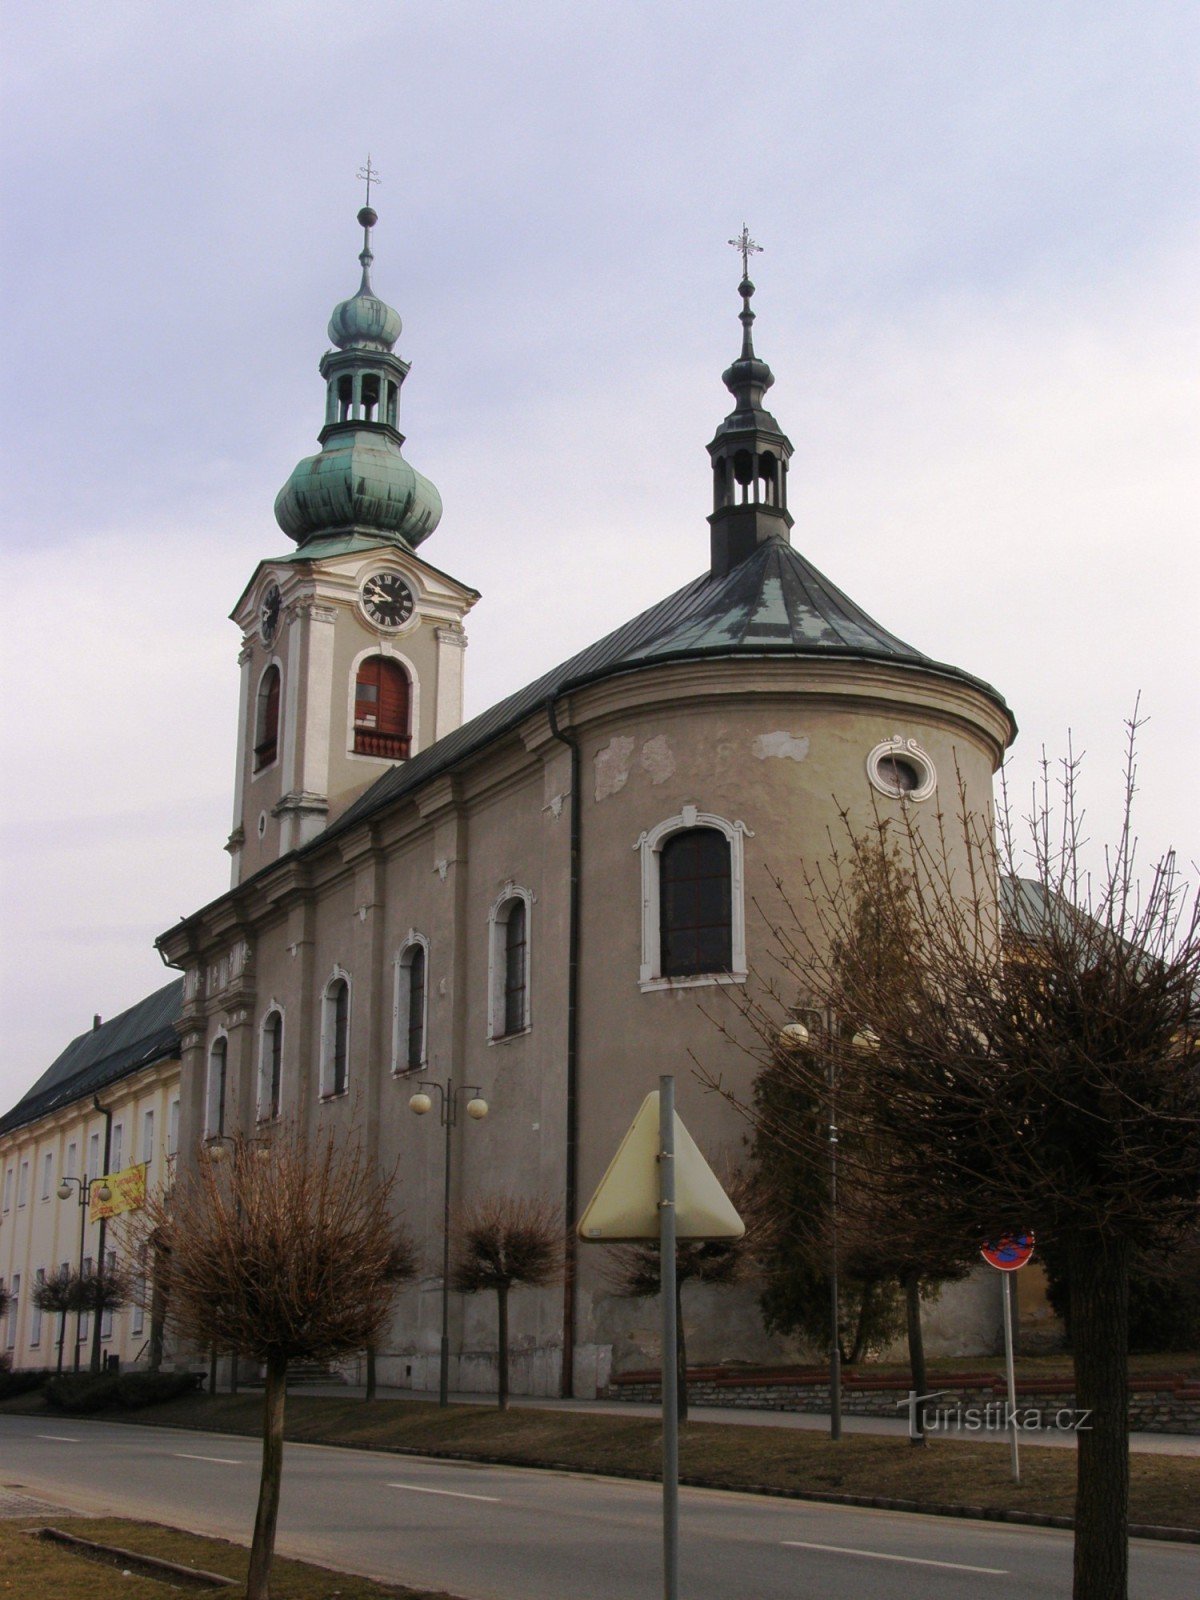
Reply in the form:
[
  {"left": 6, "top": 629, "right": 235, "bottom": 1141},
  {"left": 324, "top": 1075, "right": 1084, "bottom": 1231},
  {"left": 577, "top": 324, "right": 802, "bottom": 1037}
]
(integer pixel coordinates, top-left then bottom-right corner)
[
  {"left": 659, "top": 1074, "right": 679, "bottom": 1600},
  {"left": 1003, "top": 1270, "right": 1020, "bottom": 1484}
]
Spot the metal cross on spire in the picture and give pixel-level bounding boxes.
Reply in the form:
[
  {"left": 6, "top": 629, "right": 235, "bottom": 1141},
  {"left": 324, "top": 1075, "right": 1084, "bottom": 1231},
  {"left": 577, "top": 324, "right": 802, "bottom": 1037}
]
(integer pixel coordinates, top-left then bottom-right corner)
[
  {"left": 728, "top": 224, "right": 763, "bottom": 281},
  {"left": 357, "top": 156, "right": 382, "bottom": 209}
]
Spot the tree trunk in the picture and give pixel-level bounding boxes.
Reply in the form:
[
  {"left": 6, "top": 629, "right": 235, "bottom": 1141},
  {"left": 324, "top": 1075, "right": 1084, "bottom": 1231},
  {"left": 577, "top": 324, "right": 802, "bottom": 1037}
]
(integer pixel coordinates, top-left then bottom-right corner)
[
  {"left": 365, "top": 1343, "right": 376, "bottom": 1403},
  {"left": 246, "top": 1352, "right": 288, "bottom": 1600},
  {"left": 903, "top": 1270, "right": 927, "bottom": 1446},
  {"left": 1068, "top": 1237, "right": 1130, "bottom": 1600},
  {"left": 675, "top": 1276, "right": 688, "bottom": 1425},
  {"left": 497, "top": 1283, "right": 509, "bottom": 1410},
  {"left": 848, "top": 1279, "right": 875, "bottom": 1365}
]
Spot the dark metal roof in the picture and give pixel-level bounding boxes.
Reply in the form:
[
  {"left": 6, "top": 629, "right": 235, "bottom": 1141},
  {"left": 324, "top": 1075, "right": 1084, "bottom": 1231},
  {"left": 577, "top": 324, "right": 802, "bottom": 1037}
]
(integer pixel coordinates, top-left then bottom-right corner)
[
  {"left": 0, "top": 979, "right": 183, "bottom": 1139},
  {"left": 334, "top": 535, "right": 1013, "bottom": 836}
]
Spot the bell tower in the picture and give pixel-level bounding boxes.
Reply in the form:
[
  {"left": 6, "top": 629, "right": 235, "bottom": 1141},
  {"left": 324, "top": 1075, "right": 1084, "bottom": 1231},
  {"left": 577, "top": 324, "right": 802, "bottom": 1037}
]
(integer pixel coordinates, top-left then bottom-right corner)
[
  {"left": 707, "top": 227, "right": 795, "bottom": 578},
  {"left": 226, "top": 198, "right": 478, "bottom": 887}
]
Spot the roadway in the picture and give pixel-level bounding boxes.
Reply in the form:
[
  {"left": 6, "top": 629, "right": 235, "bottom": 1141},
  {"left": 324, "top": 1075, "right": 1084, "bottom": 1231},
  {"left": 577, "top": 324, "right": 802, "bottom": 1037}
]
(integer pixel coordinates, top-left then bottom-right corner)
[{"left": 1, "top": 1413, "right": 1196, "bottom": 1599}]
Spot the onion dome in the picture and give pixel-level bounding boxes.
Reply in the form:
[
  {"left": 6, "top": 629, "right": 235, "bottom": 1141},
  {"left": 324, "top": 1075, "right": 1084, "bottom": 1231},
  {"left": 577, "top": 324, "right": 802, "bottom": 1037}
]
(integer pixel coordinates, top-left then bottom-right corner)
[
  {"left": 274, "top": 205, "right": 442, "bottom": 550},
  {"left": 328, "top": 207, "right": 403, "bottom": 351},
  {"left": 275, "top": 432, "right": 442, "bottom": 546}
]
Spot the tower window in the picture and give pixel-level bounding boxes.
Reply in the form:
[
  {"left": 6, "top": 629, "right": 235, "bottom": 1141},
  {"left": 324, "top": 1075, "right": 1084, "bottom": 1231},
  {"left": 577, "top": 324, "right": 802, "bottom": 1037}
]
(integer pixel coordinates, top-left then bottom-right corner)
[
  {"left": 361, "top": 373, "right": 380, "bottom": 422},
  {"left": 254, "top": 665, "right": 281, "bottom": 771},
  {"left": 338, "top": 374, "right": 353, "bottom": 421},
  {"left": 354, "top": 656, "right": 410, "bottom": 759},
  {"left": 659, "top": 827, "right": 733, "bottom": 978}
]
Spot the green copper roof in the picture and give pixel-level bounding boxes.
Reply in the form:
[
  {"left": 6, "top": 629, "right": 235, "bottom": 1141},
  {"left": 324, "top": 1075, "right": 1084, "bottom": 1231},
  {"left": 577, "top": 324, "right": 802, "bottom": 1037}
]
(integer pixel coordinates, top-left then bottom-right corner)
[{"left": 275, "top": 427, "right": 442, "bottom": 548}]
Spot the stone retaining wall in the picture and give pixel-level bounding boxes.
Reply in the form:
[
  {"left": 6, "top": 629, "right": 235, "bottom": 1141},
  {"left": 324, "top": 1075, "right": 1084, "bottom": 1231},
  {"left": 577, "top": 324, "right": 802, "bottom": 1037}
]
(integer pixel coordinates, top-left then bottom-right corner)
[{"left": 605, "top": 1368, "right": 1200, "bottom": 1434}]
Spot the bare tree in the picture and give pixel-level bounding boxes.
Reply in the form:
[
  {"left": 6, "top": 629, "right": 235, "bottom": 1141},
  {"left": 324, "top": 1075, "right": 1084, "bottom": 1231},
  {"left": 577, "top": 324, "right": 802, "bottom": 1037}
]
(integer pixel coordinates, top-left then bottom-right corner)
[
  {"left": 451, "top": 1196, "right": 560, "bottom": 1409},
  {"left": 605, "top": 1168, "right": 764, "bottom": 1423},
  {"left": 136, "top": 1127, "right": 416, "bottom": 1600},
  {"left": 711, "top": 721, "right": 1200, "bottom": 1600}
]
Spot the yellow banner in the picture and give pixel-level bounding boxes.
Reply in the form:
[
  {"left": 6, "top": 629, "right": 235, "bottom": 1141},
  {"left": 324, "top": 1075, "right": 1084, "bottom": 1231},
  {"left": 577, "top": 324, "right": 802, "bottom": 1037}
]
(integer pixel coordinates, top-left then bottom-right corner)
[{"left": 90, "top": 1162, "right": 147, "bottom": 1221}]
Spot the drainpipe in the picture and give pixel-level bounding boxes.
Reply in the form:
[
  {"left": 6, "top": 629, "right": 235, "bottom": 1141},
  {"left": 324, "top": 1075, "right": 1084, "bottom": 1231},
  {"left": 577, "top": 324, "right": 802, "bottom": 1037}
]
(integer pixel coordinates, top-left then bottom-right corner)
[
  {"left": 90, "top": 1096, "right": 113, "bottom": 1377},
  {"left": 546, "top": 694, "right": 580, "bottom": 1398}
]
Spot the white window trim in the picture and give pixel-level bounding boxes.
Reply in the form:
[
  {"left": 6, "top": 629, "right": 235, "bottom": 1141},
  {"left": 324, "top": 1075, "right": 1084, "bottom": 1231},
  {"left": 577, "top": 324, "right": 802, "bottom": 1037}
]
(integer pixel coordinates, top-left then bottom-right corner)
[
  {"left": 110, "top": 1123, "right": 124, "bottom": 1174},
  {"left": 487, "top": 883, "right": 533, "bottom": 1043},
  {"left": 17, "top": 1160, "right": 29, "bottom": 1208},
  {"left": 258, "top": 1003, "right": 285, "bottom": 1121},
  {"left": 392, "top": 931, "right": 430, "bottom": 1074},
  {"left": 205, "top": 1030, "right": 230, "bottom": 1140},
  {"left": 41, "top": 1150, "right": 53, "bottom": 1201},
  {"left": 250, "top": 656, "right": 284, "bottom": 782},
  {"left": 865, "top": 733, "right": 937, "bottom": 802},
  {"left": 319, "top": 966, "right": 352, "bottom": 1099},
  {"left": 141, "top": 1108, "right": 155, "bottom": 1167},
  {"left": 633, "top": 806, "right": 752, "bottom": 992},
  {"left": 345, "top": 642, "right": 421, "bottom": 764}
]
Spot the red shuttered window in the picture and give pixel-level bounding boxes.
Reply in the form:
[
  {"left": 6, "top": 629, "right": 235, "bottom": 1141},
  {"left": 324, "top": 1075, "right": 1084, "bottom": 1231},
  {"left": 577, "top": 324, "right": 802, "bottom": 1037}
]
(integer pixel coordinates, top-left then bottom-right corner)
[{"left": 354, "top": 657, "right": 410, "bottom": 759}]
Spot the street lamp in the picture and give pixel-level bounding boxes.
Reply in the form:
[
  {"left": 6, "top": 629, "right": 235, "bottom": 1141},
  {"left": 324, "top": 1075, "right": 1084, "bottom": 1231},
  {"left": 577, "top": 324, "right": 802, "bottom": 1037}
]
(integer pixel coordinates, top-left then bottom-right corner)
[
  {"left": 56, "top": 1173, "right": 112, "bottom": 1372},
  {"left": 409, "top": 1079, "right": 488, "bottom": 1405},
  {"left": 778, "top": 1012, "right": 877, "bottom": 1443},
  {"left": 202, "top": 1133, "right": 270, "bottom": 1392}
]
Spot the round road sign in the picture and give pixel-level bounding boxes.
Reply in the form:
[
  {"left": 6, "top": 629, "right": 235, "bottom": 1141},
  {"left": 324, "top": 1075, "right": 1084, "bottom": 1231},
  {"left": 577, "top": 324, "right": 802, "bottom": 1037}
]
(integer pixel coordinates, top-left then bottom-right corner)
[{"left": 981, "top": 1231, "right": 1035, "bottom": 1271}]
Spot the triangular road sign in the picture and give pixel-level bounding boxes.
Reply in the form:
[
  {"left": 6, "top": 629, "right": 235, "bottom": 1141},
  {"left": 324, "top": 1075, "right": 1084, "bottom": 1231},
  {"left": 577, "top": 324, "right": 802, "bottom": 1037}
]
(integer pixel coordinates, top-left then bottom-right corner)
[{"left": 577, "top": 1090, "right": 745, "bottom": 1242}]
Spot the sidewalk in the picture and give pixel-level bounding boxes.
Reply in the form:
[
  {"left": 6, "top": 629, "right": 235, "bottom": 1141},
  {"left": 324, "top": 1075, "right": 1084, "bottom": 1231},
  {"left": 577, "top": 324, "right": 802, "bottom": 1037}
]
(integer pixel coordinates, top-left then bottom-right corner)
[{"left": 295, "top": 1381, "right": 1200, "bottom": 1456}]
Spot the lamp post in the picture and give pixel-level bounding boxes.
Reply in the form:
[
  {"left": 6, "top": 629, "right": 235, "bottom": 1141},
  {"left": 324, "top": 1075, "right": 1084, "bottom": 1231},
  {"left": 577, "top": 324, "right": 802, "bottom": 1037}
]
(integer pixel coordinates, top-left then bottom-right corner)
[
  {"left": 409, "top": 1079, "right": 488, "bottom": 1406},
  {"left": 203, "top": 1133, "right": 270, "bottom": 1393},
  {"left": 778, "top": 1013, "right": 878, "bottom": 1443},
  {"left": 56, "top": 1173, "right": 111, "bottom": 1372}
]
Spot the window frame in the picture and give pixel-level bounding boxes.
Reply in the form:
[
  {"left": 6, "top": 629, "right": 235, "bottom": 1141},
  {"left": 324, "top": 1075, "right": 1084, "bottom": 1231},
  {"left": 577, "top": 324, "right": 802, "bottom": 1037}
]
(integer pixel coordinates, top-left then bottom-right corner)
[
  {"left": 487, "top": 885, "right": 533, "bottom": 1042},
  {"left": 634, "top": 808, "right": 752, "bottom": 991},
  {"left": 392, "top": 934, "right": 430, "bottom": 1075},
  {"left": 206, "top": 1034, "right": 229, "bottom": 1140},
  {"left": 252, "top": 659, "right": 283, "bottom": 775},
  {"left": 320, "top": 969, "right": 352, "bottom": 1099},
  {"left": 346, "top": 644, "right": 420, "bottom": 763},
  {"left": 258, "top": 1006, "right": 285, "bottom": 1121}
]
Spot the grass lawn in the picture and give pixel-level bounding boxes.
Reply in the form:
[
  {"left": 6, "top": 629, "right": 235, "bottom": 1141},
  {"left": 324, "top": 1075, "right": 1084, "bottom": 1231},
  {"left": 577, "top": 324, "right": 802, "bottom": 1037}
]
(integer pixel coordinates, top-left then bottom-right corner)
[
  {"left": 4, "top": 1389, "right": 1195, "bottom": 1533},
  {"left": 0, "top": 1515, "right": 458, "bottom": 1599}
]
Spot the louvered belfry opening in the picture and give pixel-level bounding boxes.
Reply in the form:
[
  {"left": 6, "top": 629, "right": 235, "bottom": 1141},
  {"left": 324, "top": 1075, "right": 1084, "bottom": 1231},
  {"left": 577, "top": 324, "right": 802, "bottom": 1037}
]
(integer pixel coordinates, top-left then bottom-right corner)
[{"left": 354, "top": 655, "right": 411, "bottom": 758}]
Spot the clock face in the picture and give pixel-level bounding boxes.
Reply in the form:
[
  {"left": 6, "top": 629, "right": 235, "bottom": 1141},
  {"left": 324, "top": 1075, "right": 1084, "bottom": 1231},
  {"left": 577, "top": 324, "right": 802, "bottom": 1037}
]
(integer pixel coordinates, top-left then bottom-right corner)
[
  {"left": 361, "top": 571, "right": 415, "bottom": 629},
  {"left": 259, "top": 583, "right": 281, "bottom": 644}
]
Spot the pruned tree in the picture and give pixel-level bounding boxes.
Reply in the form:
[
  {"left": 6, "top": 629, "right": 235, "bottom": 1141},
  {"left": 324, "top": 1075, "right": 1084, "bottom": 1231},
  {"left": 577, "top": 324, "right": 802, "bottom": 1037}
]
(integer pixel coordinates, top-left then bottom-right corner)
[
  {"left": 135, "top": 1127, "right": 416, "bottom": 1600},
  {"left": 604, "top": 1167, "right": 764, "bottom": 1423},
  {"left": 451, "top": 1195, "right": 561, "bottom": 1409},
  {"left": 710, "top": 718, "right": 1200, "bottom": 1600}
]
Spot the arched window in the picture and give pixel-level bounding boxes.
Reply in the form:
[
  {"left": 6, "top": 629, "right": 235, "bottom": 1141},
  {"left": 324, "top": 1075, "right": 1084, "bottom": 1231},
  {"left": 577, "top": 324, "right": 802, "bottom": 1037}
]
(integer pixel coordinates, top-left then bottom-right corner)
[
  {"left": 635, "top": 809, "right": 752, "bottom": 990},
  {"left": 353, "top": 656, "right": 410, "bottom": 759},
  {"left": 659, "top": 828, "right": 732, "bottom": 977},
  {"left": 488, "top": 890, "right": 531, "bottom": 1041},
  {"left": 259, "top": 1010, "right": 283, "bottom": 1121},
  {"left": 206, "top": 1037, "right": 228, "bottom": 1138},
  {"left": 321, "top": 976, "right": 350, "bottom": 1098},
  {"left": 394, "top": 940, "right": 428, "bottom": 1073},
  {"left": 254, "top": 665, "right": 280, "bottom": 771}
]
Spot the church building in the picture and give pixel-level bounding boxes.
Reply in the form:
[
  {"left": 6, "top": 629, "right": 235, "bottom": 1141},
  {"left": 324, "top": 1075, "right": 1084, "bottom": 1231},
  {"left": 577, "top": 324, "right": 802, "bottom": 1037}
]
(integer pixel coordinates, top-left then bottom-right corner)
[{"left": 3, "top": 207, "right": 1015, "bottom": 1392}]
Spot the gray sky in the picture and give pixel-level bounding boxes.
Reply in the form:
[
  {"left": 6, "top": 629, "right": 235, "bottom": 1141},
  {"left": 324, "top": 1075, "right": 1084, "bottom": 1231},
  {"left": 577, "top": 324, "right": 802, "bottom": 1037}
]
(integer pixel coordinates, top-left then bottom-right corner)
[{"left": 2, "top": 1, "right": 1197, "bottom": 1113}]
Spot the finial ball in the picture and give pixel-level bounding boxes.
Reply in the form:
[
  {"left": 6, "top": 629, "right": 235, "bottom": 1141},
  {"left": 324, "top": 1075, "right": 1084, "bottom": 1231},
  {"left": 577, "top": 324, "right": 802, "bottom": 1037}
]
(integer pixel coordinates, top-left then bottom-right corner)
[
  {"left": 739, "top": 276, "right": 756, "bottom": 298},
  {"left": 358, "top": 206, "right": 378, "bottom": 229}
]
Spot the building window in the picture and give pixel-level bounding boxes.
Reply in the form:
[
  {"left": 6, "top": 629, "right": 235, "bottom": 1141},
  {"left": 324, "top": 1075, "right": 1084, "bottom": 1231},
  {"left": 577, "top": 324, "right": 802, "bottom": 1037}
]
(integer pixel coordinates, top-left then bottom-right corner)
[
  {"left": 167, "top": 1099, "right": 180, "bottom": 1158},
  {"left": 78, "top": 1259, "right": 92, "bottom": 1345},
  {"left": 488, "top": 888, "right": 531, "bottom": 1041},
  {"left": 2, "top": 1168, "right": 11, "bottom": 1212},
  {"left": 88, "top": 1132, "right": 100, "bottom": 1179},
  {"left": 206, "top": 1037, "right": 228, "bottom": 1138},
  {"left": 321, "top": 974, "right": 350, "bottom": 1097},
  {"left": 865, "top": 735, "right": 937, "bottom": 803},
  {"left": 254, "top": 663, "right": 281, "bottom": 771},
  {"left": 111, "top": 1123, "right": 123, "bottom": 1173},
  {"left": 259, "top": 1009, "right": 283, "bottom": 1120},
  {"left": 66, "top": 1141, "right": 77, "bottom": 1180},
  {"left": 17, "top": 1160, "right": 29, "bottom": 1208},
  {"left": 142, "top": 1109, "right": 155, "bottom": 1166},
  {"left": 101, "top": 1249, "right": 116, "bottom": 1340},
  {"left": 41, "top": 1151, "right": 53, "bottom": 1201},
  {"left": 31, "top": 1269, "right": 44, "bottom": 1347},
  {"left": 635, "top": 808, "right": 752, "bottom": 991},
  {"left": 353, "top": 656, "right": 411, "bottom": 759},
  {"left": 393, "top": 939, "right": 428, "bottom": 1073},
  {"left": 5, "top": 1274, "right": 18, "bottom": 1349}
]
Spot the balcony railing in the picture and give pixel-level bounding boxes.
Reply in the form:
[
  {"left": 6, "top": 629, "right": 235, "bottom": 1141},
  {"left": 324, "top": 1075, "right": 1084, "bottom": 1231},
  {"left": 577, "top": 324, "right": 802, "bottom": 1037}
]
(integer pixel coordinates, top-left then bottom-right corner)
[{"left": 353, "top": 727, "right": 410, "bottom": 759}]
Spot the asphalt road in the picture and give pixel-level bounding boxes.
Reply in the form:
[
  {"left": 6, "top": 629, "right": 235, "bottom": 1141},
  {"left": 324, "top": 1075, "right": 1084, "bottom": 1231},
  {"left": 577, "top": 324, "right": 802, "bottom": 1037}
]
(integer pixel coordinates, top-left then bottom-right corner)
[{"left": 1, "top": 1414, "right": 1196, "bottom": 1599}]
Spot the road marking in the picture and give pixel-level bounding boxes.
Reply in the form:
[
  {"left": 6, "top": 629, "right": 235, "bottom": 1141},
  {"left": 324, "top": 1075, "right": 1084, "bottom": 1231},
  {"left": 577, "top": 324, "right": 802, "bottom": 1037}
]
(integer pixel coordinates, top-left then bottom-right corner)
[
  {"left": 37, "top": 1434, "right": 80, "bottom": 1442},
  {"left": 174, "top": 1452, "right": 245, "bottom": 1465},
  {"left": 782, "top": 1541, "right": 1007, "bottom": 1575},
  {"left": 387, "top": 1481, "right": 500, "bottom": 1503}
]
